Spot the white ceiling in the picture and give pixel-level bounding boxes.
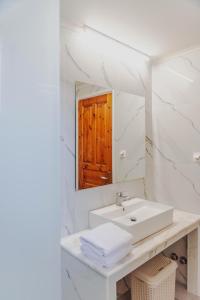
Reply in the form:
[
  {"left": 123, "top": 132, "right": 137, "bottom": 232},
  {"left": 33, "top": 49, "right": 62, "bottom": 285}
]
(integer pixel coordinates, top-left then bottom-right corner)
[{"left": 61, "top": 0, "right": 200, "bottom": 59}]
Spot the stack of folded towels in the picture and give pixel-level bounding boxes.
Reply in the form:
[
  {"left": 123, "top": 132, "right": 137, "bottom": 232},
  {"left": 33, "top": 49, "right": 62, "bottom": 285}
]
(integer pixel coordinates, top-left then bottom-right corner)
[{"left": 80, "top": 222, "right": 133, "bottom": 268}]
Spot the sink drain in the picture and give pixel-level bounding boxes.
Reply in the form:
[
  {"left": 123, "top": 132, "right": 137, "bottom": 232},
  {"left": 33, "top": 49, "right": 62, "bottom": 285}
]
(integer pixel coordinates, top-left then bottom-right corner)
[{"left": 130, "top": 216, "right": 137, "bottom": 222}]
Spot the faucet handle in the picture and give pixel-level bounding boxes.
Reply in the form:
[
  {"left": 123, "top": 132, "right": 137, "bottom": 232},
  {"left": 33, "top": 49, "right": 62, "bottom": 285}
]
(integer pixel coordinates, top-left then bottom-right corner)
[{"left": 116, "top": 191, "right": 130, "bottom": 206}]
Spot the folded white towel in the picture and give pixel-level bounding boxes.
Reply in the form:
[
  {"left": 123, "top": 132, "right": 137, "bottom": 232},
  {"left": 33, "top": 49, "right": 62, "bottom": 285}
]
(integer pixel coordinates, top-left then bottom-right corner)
[
  {"left": 81, "top": 243, "right": 132, "bottom": 268},
  {"left": 80, "top": 223, "right": 133, "bottom": 257},
  {"left": 81, "top": 238, "right": 132, "bottom": 258}
]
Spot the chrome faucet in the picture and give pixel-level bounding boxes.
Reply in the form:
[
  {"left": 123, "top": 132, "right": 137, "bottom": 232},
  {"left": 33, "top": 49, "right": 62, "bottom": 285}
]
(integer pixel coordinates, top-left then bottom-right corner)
[{"left": 115, "top": 192, "right": 131, "bottom": 206}]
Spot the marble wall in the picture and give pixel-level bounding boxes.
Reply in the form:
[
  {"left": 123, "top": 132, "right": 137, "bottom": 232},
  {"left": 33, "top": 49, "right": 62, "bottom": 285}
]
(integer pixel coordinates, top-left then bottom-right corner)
[
  {"left": 60, "top": 18, "right": 200, "bottom": 294},
  {"left": 152, "top": 49, "right": 200, "bottom": 215},
  {"left": 60, "top": 24, "right": 151, "bottom": 236},
  {"left": 114, "top": 91, "right": 145, "bottom": 182},
  {"left": 152, "top": 47, "right": 200, "bottom": 284}
]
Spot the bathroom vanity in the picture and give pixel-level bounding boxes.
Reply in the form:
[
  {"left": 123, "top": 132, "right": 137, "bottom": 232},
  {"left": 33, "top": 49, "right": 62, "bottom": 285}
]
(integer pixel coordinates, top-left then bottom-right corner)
[{"left": 61, "top": 210, "right": 200, "bottom": 300}]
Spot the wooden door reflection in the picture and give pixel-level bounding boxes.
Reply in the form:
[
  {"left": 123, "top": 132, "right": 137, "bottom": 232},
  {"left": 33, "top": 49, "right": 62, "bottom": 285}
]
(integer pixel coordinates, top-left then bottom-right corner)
[{"left": 78, "top": 93, "right": 112, "bottom": 189}]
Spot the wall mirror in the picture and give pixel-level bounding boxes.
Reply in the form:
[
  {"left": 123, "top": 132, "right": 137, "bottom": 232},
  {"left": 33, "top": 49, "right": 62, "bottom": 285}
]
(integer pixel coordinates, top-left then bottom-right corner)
[{"left": 76, "top": 81, "right": 145, "bottom": 190}]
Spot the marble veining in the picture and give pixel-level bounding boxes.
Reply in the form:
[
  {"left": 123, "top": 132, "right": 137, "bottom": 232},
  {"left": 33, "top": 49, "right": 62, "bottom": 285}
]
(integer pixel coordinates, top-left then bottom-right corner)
[
  {"left": 122, "top": 63, "right": 139, "bottom": 82},
  {"left": 153, "top": 142, "right": 200, "bottom": 198},
  {"left": 61, "top": 210, "right": 200, "bottom": 279},
  {"left": 65, "top": 44, "right": 90, "bottom": 79},
  {"left": 65, "top": 143, "right": 76, "bottom": 158},
  {"left": 124, "top": 156, "right": 145, "bottom": 180},
  {"left": 64, "top": 225, "right": 72, "bottom": 236},
  {"left": 135, "top": 68, "right": 147, "bottom": 94},
  {"left": 114, "top": 104, "right": 145, "bottom": 142},
  {"left": 153, "top": 90, "right": 200, "bottom": 136},
  {"left": 114, "top": 91, "right": 145, "bottom": 182},
  {"left": 65, "top": 268, "right": 82, "bottom": 300},
  {"left": 148, "top": 123, "right": 200, "bottom": 200},
  {"left": 180, "top": 56, "right": 200, "bottom": 74},
  {"left": 142, "top": 178, "right": 148, "bottom": 199},
  {"left": 152, "top": 48, "right": 200, "bottom": 214},
  {"left": 101, "top": 62, "right": 113, "bottom": 87},
  {"left": 61, "top": 133, "right": 75, "bottom": 159},
  {"left": 60, "top": 24, "right": 150, "bottom": 236},
  {"left": 62, "top": 218, "right": 200, "bottom": 300},
  {"left": 60, "top": 24, "right": 200, "bottom": 299},
  {"left": 122, "top": 63, "right": 146, "bottom": 95}
]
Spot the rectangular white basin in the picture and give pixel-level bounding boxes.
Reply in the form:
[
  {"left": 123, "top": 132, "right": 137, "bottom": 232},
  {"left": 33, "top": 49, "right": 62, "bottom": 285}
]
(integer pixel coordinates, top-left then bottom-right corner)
[{"left": 89, "top": 198, "right": 174, "bottom": 244}]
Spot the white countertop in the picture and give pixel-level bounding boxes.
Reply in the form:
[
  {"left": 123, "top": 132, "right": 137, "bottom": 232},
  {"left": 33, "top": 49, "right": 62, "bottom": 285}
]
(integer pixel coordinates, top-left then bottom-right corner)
[{"left": 61, "top": 210, "right": 200, "bottom": 281}]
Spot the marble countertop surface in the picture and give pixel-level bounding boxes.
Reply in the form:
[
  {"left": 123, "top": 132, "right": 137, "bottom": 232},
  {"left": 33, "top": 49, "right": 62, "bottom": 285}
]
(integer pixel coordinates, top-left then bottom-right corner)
[{"left": 61, "top": 210, "right": 200, "bottom": 281}]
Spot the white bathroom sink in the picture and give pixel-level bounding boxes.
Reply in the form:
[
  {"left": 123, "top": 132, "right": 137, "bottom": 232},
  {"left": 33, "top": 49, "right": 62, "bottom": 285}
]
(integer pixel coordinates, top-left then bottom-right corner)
[{"left": 89, "top": 198, "right": 174, "bottom": 244}]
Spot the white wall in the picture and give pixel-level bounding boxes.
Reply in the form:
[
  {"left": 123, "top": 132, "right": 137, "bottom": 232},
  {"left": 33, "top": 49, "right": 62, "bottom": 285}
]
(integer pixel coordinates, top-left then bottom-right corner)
[
  {"left": 60, "top": 24, "right": 151, "bottom": 236},
  {"left": 152, "top": 48, "right": 200, "bottom": 284},
  {"left": 0, "top": 1, "right": 60, "bottom": 300}
]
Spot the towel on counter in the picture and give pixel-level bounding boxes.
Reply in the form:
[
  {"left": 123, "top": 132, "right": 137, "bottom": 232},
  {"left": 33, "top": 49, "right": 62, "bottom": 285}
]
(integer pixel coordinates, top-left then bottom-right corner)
[
  {"left": 81, "top": 237, "right": 132, "bottom": 259},
  {"left": 81, "top": 242, "right": 132, "bottom": 268},
  {"left": 80, "top": 223, "right": 133, "bottom": 268},
  {"left": 80, "top": 222, "right": 133, "bottom": 257}
]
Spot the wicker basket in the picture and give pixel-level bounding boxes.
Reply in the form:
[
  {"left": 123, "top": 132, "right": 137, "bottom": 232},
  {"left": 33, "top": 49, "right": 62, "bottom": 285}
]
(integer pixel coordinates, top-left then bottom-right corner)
[{"left": 131, "top": 254, "right": 177, "bottom": 300}]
